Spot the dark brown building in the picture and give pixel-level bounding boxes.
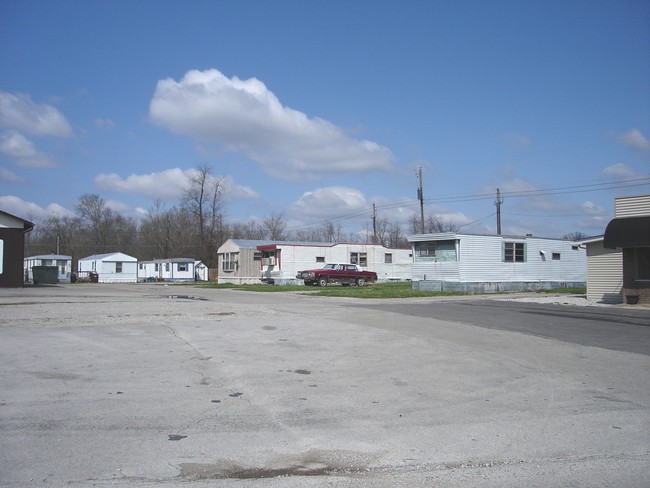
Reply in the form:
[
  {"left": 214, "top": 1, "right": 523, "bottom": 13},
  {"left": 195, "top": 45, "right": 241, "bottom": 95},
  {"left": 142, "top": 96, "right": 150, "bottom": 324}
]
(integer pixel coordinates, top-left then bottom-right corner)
[{"left": 0, "top": 210, "right": 34, "bottom": 287}]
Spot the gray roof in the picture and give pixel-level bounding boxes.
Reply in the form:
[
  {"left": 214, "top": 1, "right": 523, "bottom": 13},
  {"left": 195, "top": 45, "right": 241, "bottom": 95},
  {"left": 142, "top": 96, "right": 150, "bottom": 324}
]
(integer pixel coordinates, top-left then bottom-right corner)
[
  {"left": 230, "top": 239, "right": 337, "bottom": 249},
  {"left": 25, "top": 254, "right": 72, "bottom": 260}
]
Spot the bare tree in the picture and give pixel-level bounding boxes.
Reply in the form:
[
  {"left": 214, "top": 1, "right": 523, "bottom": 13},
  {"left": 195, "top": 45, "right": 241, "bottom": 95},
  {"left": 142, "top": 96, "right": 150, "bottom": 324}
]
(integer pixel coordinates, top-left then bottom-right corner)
[
  {"left": 229, "top": 218, "right": 267, "bottom": 240},
  {"left": 263, "top": 212, "right": 288, "bottom": 240},
  {"left": 562, "top": 231, "right": 589, "bottom": 241},
  {"left": 75, "top": 193, "right": 115, "bottom": 251},
  {"left": 181, "top": 165, "right": 225, "bottom": 265},
  {"left": 425, "top": 215, "right": 458, "bottom": 233},
  {"left": 408, "top": 213, "right": 421, "bottom": 234}
]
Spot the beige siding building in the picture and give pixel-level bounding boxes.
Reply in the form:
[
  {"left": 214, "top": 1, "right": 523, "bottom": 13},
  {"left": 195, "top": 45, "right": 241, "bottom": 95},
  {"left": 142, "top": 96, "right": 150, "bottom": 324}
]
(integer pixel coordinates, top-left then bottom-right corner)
[
  {"left": 603, "top": 194, "right": 650, "bottom": 305},
  {"left": 584, "top": 194, "right": 650, "bottom": 305},
  {"left": 582, "top": 237, "right": 623, "bottom": 303}
]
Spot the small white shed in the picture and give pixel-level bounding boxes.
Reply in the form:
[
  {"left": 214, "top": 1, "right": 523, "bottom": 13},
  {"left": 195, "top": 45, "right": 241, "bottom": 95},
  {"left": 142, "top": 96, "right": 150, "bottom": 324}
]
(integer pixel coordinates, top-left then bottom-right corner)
[
  {"left": 194, "top": 260, "right": 209, "bottom": 281},
  {"left": 78, "top": 252, "right": 138, "bottom": 283}
]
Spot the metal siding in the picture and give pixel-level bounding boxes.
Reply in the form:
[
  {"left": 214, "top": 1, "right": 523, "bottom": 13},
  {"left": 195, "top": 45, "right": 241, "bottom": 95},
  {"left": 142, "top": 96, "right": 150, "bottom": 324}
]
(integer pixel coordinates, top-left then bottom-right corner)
[
  {"left": 586, "top": 241, "right": 623, "bottom": 303},
  {"left": 614, "top": 195, "right": 650, "bottom": 217},
  {"left": 413, "top": 234, "right": 586, "bottom": 283}
]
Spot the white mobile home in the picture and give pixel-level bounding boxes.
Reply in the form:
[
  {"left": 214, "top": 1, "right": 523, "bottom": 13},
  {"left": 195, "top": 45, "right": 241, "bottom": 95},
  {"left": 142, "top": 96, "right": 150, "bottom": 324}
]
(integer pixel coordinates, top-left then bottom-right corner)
[
  {"left": 216, "top": 239, "right": 412, "bottom": 285},
  {"left": 258, "top": 242, "right": 412, "bottom": 285},
  {"left": 138, "top": 258, "right": 196, "bottom": 282},
  {"left": 78, "top": 252, "right": 138, "bottom": 283},
  {"left": 24, "top": 254, "right": 73, "bottom": 283},
  {"left": 408, "top": 233, "right": 586, "bottom": 293}
]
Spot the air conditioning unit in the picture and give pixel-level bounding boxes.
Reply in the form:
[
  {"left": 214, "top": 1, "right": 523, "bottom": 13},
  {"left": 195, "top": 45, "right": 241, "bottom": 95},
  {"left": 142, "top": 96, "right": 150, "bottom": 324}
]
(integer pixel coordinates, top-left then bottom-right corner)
[{"left": 263, "top": 257, "right": 276, "bottom": 266}]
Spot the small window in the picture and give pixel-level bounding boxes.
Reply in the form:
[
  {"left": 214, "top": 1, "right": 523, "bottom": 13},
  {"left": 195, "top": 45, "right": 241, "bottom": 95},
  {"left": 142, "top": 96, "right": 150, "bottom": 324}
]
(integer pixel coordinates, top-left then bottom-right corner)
[
  {"left": 316, "top": 256, "right": 325, "bottom": 263},
  {"left": 139, "top": 263, "right": 144, "bottom": 269},
  {"left": 253, "top": 252, "right": 262, "bottom": 261},
  {"left": 552, "top": 253, "right": 561, "bottom": 260},
  {"left": 165, "top": 263, "right": 170, "bottom": 272},
  {"left": 154, "top": 263, "right": 159, "bottom": 272},
  {"left": 350, "top": 252, "right": 368, "bottom": 267},
  {"left": 504, "top": 242, "right": 525, "bottom": 262},
  {"left": 116, "top": 262, "right": 123, "bottom": 273},
  {"left": 178, "top": 263, "right": 187, "bottom": 272},
  {"left": 385, "top": 253, "right": 393, "bottom": 264}
]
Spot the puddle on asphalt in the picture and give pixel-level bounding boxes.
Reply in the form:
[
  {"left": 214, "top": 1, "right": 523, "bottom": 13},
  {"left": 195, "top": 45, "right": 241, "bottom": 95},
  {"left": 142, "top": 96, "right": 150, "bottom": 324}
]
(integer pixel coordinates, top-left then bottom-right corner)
[
  {"left": 178, "top": 449, "right": 374, "bottom": 480},
  {"left": 168, "top": 434, "right": 187, "bottom": 441}
]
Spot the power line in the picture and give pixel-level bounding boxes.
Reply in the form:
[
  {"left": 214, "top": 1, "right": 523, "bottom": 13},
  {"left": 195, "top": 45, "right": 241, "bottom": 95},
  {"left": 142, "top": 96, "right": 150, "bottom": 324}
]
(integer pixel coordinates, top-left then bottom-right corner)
[{"left": 283, "top": 176, "right": 650, "bottom": 233}]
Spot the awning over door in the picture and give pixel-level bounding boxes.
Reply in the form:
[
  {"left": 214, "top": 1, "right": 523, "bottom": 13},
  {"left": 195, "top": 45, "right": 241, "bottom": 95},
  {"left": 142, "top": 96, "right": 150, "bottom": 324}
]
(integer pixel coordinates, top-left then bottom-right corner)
[{"left": 603, "top": 216, "right": 650, "bottom": 248}]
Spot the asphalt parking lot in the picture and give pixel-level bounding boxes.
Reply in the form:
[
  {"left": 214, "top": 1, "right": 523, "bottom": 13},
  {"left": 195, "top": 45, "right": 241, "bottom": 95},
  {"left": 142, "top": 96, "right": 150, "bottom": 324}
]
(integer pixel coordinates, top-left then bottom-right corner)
[{"left": 1, "top": 284, "right": 649, "bottom": 487}]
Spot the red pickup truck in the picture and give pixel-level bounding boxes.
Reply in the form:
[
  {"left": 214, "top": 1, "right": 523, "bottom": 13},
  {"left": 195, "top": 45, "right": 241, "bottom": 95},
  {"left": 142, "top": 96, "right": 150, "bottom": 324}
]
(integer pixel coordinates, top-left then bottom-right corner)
[{"left": 296, "top": 263, "right": 377, "bottom": 287}]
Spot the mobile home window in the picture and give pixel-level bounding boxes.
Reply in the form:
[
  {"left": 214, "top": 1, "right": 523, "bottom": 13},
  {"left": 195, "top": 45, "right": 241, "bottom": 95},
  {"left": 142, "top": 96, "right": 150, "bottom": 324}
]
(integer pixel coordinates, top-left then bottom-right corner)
[
  {"left": 350, "top": 252, "right": 367, "bottom": 267},
  {"left": 385, "top": 253, "right": 393, "bottom": 264},
  {"left": 222, "top": 252, "right": 237, "bottom": 272},
  {"left": 116, "top": 262, "right": 123, "bottom": 273},
  {"left": 504, "top": 242, "right": 525, "bottom": 262},
  {"left": 165, "top": 263, "right": 170, "bottom": 272},
  {"left": 416, "top": 242, "right": 437, "bottom": 257},
  {"left": 253, "top": 252, "right": 262, "bottom": 261},
  {"left": 552, "top": 252, "right": 561, "bottom": 260},
  {"left": 316, "top": 256, "right": 325, "bottom": 263},
  {"left": 178, "top": 263, "right": 188, "bottom": 272}
]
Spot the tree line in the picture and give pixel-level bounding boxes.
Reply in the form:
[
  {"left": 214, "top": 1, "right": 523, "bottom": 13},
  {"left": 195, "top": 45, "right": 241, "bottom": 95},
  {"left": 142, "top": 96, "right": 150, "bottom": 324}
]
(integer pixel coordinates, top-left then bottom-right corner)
[{"left": 25, "top": 166, "right": 460, "bottom": 267}]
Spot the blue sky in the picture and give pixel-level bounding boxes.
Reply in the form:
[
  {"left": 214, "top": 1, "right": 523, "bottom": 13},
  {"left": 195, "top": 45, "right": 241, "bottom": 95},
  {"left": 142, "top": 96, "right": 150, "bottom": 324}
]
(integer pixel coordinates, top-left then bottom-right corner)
[{"left": 1, "top": 0, "right": 649, "bottom": 238}]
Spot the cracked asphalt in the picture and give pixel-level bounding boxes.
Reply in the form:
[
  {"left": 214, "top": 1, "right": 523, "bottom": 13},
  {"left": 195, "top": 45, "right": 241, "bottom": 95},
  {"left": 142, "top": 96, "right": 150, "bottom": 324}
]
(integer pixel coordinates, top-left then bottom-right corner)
[{"left": 0, "top": 284, "right": 649, "bottom": 487}]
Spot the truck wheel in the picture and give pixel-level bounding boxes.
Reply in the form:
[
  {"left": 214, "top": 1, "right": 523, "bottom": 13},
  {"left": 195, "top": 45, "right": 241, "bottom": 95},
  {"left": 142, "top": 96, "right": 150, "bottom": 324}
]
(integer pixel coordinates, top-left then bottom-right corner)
[
  {"left": 318, "top": 277, "right": 328, "bottom": 287},
  {"left": 356, "top": 278, "right": 366, "bottom": 286}
]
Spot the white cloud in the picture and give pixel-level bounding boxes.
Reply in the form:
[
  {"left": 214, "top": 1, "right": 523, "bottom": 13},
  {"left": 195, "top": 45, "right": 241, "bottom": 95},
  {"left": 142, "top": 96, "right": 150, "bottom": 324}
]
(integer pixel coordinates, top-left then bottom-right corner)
[
  {"left": 149, "top": 69, "right": 394, "bottom": 180},
  {"left": 94, "top": 118, "right": 115, "bottom": 129},
  {"left": 94, "top": 167, "right": 259, "bottom": 202},
  {"left": 502, "top": 133, "right": 532, "bottom": 147},
  {"left": 0, "top": 195, "right": 72, "bottom": 220},
  {"left": 601, "top": 163, "right": 639, "bottom": 180},
  {"left": 289, "top": 187, "right": 369, "bottom": 220},
  {"left": 580, "top": 200, "right": 606, "bottom": 216},
  {"left": 0, "top": 92, "right": 72, "bottom": 137},
  {"left": 0, "top": 167, "right": 24, "bottom": 183},
  {"left": 615, "top": 129, "right": 650, "bottom": 152},
  {"left": 0, "top": 130, "right": 56, "bottom": 168}
]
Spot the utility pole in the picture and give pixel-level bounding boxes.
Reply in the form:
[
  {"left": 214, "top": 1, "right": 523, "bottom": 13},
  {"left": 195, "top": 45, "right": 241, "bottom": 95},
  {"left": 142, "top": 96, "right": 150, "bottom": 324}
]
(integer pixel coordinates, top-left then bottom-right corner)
[
  {"left": 417, "top": 166, "right": 425, "bottom": 233},
  {"left": 495, "top": 188, "right": 503, "bottom": 235},
  {"left": 372, "top": 203, "right": 377, "bottom": 244}
]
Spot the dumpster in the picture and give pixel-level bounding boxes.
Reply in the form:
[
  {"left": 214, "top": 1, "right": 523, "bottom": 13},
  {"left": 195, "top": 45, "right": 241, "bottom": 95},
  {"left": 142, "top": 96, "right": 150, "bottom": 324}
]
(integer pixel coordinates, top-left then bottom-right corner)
[
  {"left": 89, "top": 272, "right": 99, "bottom": 283},
  {"left": 32, "top": 266, "right": 59, "bottom": 285}
]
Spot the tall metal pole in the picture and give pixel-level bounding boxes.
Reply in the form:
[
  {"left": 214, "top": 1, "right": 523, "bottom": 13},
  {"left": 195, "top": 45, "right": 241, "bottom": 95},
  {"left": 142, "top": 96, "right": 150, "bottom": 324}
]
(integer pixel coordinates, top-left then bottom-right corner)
[
  {"left": 417, "top": 167, "right": 425, "bottom": 233},
  {"left": 372, "top": 203, "right": 377, "bottom": 244},
  {"left": 495, "top": 188, "right": 503, "bottom": 235}
]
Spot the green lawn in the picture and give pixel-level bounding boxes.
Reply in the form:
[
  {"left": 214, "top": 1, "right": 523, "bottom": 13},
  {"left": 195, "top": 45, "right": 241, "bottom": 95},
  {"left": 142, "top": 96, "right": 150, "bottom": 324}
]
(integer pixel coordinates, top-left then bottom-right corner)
[{"left": 196, "top": 281, "right": 585, "bottom": 299}]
